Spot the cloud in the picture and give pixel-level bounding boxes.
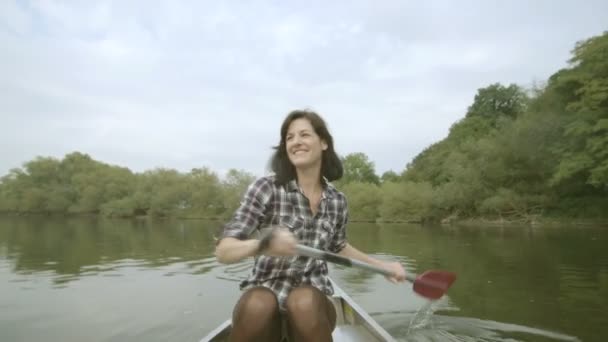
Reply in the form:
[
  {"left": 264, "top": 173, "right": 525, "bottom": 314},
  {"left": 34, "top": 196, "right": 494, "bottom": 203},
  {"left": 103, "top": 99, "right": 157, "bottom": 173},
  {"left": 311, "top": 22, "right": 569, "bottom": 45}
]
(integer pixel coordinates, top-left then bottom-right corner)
[{"left": 1, "top": 0, "right": 607, "bottom": 178}]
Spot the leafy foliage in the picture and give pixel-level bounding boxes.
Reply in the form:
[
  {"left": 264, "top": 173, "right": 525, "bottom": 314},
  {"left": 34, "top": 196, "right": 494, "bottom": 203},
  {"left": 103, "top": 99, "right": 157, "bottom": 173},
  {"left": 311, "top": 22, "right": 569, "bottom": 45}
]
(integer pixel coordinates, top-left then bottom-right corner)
[
  {"left": 339, "top": 152, "right": 380, "bottom": 185},
  {"left": 380, "top": 170, "right": 401, "bottom": 183},
  {"left": 466, "top": 83, "right": 529, "bottom": 121},
  {"left": 1, "top": 32, "right": 607, "bottom": 222},
  {"left": 402, "top": 31, "right": 608, "bottom": 221},
  {"left": 378, "top": 181, "right": 434, "bottom": 222},
  {"left": 340, "top": 182, "right": 381, "bottom": 221},
  {"left": 0, "top": 153, "right": 254, "bottom": 219}
]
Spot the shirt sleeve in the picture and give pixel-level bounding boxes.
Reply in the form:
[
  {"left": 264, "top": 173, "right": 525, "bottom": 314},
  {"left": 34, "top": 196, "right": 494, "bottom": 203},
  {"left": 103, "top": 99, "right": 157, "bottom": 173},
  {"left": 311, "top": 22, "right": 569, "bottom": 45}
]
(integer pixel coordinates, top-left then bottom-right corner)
[
  {"left": 329, "top": 194, "right": 348, "bottom": 253},
  {"left": 220, "top": 177, "right": 273, "bottom": 241}
]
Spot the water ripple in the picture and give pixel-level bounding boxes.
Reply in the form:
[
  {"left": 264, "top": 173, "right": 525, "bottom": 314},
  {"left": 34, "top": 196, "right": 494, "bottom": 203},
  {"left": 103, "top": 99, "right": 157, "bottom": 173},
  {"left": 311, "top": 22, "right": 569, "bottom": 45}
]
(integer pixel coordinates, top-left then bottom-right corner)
[{"left": 381, "top": 314, "right": 581, "bottom": 342}]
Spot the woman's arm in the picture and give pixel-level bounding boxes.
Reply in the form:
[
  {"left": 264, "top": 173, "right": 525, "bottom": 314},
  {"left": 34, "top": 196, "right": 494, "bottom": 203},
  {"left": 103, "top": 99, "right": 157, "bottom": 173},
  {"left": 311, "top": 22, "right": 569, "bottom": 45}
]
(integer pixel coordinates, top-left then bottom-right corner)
[
  {"left": 215, "top": 229, "right": 297, "bottom": 264},
  {"left": 214, "top": 177, "right": 272, "bottom": 264},
  {"left": 338, "top": 243, "right": 406, "bottom": 283},
  {"left": 215, "top": 238, "right": 260, "bottom": 264}
]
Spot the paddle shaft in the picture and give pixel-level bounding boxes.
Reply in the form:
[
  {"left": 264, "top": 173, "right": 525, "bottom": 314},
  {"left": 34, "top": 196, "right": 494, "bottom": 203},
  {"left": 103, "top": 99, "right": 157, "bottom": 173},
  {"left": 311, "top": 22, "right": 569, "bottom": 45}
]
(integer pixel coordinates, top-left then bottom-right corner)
[{"left": 296, "top": 244, "right": 416, "bottom": 283}]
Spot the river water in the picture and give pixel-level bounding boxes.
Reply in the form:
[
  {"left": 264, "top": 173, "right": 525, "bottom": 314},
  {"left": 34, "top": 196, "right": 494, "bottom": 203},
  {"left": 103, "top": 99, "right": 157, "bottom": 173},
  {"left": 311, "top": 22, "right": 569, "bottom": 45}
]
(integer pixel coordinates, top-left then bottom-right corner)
[{"left": 0, "top": 217, "right": 606, "bottom": 341}]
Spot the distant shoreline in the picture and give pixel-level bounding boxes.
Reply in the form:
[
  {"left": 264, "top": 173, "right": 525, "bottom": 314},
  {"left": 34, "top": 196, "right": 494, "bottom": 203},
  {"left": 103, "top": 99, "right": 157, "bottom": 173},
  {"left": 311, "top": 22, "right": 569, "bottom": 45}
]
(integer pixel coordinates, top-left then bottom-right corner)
[{"left": 2, "top": 211, "right": 606, "bottom": 228}]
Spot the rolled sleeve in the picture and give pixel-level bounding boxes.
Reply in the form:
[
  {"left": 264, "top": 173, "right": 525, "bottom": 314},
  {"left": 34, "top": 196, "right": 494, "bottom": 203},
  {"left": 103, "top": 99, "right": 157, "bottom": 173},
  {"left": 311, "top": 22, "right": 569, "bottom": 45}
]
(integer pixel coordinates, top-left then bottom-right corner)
[{"left": 221, "top": 177, "right": 273, "bottom": 241}]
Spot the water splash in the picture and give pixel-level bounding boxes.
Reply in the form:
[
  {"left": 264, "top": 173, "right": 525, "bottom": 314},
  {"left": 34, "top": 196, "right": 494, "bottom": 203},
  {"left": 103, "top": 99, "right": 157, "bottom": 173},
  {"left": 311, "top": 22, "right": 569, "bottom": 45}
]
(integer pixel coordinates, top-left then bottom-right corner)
[
  {"left": 406, "top": 301, "right": 436, "bottom": 333},
  {"left": 375, "top": 292, "right": 582, "bottom": 342},
  {"left": 397, "top": 313, "right": 582, "bottom": 342}
]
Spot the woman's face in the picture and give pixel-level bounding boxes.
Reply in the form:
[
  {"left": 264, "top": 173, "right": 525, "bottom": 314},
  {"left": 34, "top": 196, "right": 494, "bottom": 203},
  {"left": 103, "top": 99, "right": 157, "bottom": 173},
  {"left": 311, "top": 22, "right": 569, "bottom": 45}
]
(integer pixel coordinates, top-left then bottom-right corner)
[{"left": 285, "top": 118, "right": 327, "bottom": 170}]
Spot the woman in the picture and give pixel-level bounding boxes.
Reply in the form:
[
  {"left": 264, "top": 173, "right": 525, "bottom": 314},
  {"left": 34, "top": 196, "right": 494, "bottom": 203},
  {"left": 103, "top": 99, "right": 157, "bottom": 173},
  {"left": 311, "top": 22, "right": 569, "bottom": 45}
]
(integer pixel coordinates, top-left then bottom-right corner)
[{"left": 215, "top": 109, "right": 406, "bottom": 342}]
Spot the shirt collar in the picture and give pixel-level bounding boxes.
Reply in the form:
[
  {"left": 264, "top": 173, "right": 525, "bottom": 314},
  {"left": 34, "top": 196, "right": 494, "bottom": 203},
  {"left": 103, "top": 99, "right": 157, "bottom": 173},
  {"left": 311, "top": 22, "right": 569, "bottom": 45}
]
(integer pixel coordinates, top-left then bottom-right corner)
[{"left": 286, "top": 177, "right": 335, "bottom": 199}]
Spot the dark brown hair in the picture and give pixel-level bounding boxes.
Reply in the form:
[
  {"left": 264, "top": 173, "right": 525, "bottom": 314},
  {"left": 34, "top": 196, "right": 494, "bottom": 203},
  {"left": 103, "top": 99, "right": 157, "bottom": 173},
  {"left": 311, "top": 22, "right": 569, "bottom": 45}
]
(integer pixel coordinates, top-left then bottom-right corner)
[{"left": 270, "top": 109, "right": 343, "bottom": 185}]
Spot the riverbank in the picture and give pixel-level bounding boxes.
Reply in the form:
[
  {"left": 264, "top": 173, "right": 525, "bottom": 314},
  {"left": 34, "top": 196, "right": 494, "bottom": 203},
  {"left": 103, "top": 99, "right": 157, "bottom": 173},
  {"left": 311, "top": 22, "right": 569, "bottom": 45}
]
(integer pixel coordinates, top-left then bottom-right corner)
[
  {"left": 449, "top": 217, "right": 608, "bottom": 228},
  {"left": 2, "top": 211, "right": 607, "bottom": 228}
]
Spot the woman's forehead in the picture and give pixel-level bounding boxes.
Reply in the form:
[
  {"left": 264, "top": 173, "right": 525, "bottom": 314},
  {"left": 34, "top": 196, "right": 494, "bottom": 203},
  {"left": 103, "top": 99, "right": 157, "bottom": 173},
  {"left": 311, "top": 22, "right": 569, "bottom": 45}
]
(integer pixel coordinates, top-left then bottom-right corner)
[{"left": 287, "top": 118, "right": 313, "bottom": 132}]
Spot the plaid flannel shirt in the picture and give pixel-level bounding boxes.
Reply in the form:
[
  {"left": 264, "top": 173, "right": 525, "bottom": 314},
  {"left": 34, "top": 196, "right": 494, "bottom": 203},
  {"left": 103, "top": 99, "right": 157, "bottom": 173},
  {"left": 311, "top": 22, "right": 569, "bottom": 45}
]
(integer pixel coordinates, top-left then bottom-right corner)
[{"left": 220, "top": 175, "right": 348, "bottom": 311}]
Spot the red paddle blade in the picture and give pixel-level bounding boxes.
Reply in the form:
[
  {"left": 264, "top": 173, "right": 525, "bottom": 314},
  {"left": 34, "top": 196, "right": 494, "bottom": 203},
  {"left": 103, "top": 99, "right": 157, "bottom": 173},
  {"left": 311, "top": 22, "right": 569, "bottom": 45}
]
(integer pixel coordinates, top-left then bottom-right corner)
[{"left": 412, "top": 270, "right": 457, "bottom": 300}]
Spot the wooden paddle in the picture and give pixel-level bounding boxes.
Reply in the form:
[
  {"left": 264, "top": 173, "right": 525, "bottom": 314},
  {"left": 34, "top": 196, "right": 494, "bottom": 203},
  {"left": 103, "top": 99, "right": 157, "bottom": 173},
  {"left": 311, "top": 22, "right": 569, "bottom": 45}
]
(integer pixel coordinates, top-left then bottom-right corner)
[{"left": 295, "top": 244, "right": 456, "bottom": 300}]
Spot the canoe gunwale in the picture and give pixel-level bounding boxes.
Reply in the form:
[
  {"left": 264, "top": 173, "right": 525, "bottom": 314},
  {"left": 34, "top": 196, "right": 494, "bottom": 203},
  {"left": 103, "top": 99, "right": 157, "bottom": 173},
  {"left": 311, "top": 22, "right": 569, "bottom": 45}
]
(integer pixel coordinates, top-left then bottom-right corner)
[
  {"left": 200, "top": 319, "right": 231, "bottom": 342},
  {"left": 330, "top": 278, "right": 396, "bottom": 341}
]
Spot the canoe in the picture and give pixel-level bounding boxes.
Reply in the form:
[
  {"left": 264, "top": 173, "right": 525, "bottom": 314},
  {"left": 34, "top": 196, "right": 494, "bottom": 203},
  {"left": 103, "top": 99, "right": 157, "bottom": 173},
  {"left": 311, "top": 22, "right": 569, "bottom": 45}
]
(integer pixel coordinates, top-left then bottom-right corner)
[{"left": 200, "top": 278, "right": 395, "bottom": 342}]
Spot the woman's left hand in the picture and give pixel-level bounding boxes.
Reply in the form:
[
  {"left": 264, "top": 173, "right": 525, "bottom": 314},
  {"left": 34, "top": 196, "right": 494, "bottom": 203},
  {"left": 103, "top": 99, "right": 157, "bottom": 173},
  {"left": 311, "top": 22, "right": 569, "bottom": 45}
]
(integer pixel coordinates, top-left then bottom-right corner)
[{"left": 382, "top": 261, "right": 407, "bottom": 284}]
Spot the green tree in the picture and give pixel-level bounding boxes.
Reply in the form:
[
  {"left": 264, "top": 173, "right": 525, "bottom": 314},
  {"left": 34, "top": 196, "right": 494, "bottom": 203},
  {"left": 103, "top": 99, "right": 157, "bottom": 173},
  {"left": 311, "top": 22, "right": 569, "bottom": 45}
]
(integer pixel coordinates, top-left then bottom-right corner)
[
  {"left": 380, "top": 170, "right": 400, "bottom": 183},
  {"left": 340, "top": 182, "right": 381, "bottom": 221},
  {"left": 4, "top": 30, "right": 608, "bottom": 227},
  {"left": 185, "top": 167, "right": 223, "bottom": 217},
  {"left": 138, "top": 168, "right": 188, "bottom": 217},
  {"left": 549, "top": 32, "right": 608, "bottom": 188},
  {"left": 68, "top": 161, "right": 135, "bottom": 214},
  {"left": 0, "top": 169, "right": 26, "bottom": 211},
  {"left": 220, "top": 169, "right": 256, "bottom": 217},
  {"left": 340, "top": 152, "right": 380, "bottom": 185},
  {"left": 466, "top": 83, "right": 529, "bottom": 121},
  {"left": 379, "top": 181, "right": 433, "bottom": 222}
]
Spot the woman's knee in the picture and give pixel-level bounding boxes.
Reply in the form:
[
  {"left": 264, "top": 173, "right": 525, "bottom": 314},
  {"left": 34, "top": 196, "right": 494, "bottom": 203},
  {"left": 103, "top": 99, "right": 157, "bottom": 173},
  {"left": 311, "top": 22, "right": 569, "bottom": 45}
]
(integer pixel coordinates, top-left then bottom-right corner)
[
  {"left": 230, "top": 287, "right": 281, "bottom": 341},
  {"left": 285, "top": 286, "right": 336, "bottom": 340},
  {"left": 233, "top": 287, "right": 279, "bottom": 322},
  {"left": 285, "top": 286, "right": 332, "bottom": 318}
]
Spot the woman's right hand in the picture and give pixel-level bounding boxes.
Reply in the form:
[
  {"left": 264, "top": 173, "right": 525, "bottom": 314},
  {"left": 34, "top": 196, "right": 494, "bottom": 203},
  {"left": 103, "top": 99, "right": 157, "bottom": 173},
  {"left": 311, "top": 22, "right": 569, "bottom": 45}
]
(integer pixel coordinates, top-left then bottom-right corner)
[{"left": 260, "top": 227, "right": 297, "bottom": 257}]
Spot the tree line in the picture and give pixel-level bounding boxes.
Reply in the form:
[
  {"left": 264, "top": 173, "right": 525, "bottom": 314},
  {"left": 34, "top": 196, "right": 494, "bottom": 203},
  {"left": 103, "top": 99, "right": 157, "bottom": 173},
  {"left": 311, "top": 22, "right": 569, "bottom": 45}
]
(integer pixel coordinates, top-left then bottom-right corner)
[
  {"left": 339, "top": 32, "right": 608, "bottom": 223},
  {"left": 0, "top": 152, "right": 258, "bottom": 219},
  {"left": 1, "top": 32, "right": 607, "bottom": 223}
]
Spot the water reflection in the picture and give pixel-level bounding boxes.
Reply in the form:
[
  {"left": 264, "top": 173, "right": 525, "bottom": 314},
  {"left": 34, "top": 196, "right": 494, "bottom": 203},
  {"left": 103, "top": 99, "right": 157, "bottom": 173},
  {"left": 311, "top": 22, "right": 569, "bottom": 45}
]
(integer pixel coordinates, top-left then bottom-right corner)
[
  {"left": 0, "top": 217, "right": 220, "bottom": 283},
  {"left": 1, "top": 217, "right": 607, "bottom": 341}
]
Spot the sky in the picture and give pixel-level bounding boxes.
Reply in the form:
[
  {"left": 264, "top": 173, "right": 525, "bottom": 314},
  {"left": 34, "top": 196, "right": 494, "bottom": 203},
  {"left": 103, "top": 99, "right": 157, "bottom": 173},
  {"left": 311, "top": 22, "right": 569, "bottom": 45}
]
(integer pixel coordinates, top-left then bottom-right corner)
[{"left": 1, "top": 0, "right": 607, "bottom": 179}]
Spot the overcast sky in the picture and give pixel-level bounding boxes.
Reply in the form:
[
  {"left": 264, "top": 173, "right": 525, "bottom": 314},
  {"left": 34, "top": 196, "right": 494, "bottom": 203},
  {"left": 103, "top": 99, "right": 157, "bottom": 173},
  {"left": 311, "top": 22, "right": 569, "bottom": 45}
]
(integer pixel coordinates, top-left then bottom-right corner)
[{"left": 1, "top": 1, "right": 607, "bottom": 178}]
